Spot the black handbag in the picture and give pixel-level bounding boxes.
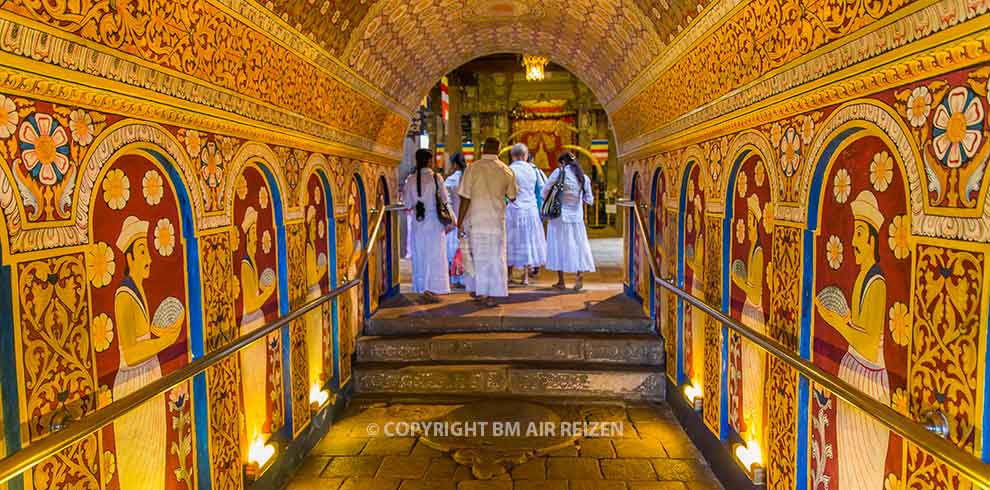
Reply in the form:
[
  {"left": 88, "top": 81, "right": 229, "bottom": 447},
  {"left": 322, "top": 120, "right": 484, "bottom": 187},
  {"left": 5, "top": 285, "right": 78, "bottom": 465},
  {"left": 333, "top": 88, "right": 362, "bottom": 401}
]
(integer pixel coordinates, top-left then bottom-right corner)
[
  {"left": 433, "top": 173, "right": 453, "bottom": 226},
  {"left": 540, "top": 172, "right": 563, "bottom": 220}
]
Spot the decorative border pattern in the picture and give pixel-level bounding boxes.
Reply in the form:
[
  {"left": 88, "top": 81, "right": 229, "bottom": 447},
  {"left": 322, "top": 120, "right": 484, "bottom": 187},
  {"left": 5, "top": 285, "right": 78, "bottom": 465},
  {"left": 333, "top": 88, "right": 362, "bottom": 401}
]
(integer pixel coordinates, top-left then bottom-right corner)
[
  {"left": 0, "top": 17, "right": 408, "bottom": 154},
  {"left": 615, "top": 0, "right": 989, "bottom": 151}
]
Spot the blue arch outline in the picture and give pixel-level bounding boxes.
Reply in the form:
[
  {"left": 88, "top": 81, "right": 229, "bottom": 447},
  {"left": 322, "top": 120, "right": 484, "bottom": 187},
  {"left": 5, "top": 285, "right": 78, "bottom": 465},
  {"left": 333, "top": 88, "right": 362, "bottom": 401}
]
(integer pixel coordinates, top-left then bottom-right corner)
[
  {"left": 312, "top": 170, "right": 341, "bottom": 392},
  {"left": 0, "top": 224, "right": 19, "bottom": 490},
  {"left": 145, "top": 147, "right": 212, "bottom": 490},
  {"left": 648, "top": 167, "right": 663, "bottom": 321},
  {"left": 376, "top": 176, "right": 398, "bottom": 301},
  {"left": 675, "top": 161, "right": 695, "bottom": 387},
  {"left": 625, "top": 172, "right": 642, "bottom": 301},
  {"left": 351, "top": 174, "right": 370, "bottom": 320},
  {"left": 795, "top": 125, "right": 863, "bottom": 490},
  {"left": 250, "top": 162, "right": 293, "bottom": 436},
  {"left": 717, "top": 149, "right": 757, "bottom": 443}
]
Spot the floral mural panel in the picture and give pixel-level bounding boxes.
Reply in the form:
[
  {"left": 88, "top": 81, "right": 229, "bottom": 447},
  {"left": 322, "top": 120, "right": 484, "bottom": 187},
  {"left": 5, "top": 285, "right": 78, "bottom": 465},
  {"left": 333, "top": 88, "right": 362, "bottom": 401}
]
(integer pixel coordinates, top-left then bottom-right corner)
[
  {"left": 88, "top": 152, "right": 196, "bottom": 490},
  {"left": 16, "top": 253, "right": 100, "bottom": 490},
  {"left": 810, "top": 134, "right": 910, "bottom": 490},
  {"left": 726, "top": 154, "right": 773, "bottom": 446},
  {"left": 231, "top": 164, "right": 284, "bottom": 452},
  {"left": 891, "top": 67, "right": 990, "bottom": 210},
  {"left": 682, "top": 163, "right": 706, "bottom": 391},
  {"left": 902, "top": 244, "right": 983, "bottom": 489}
]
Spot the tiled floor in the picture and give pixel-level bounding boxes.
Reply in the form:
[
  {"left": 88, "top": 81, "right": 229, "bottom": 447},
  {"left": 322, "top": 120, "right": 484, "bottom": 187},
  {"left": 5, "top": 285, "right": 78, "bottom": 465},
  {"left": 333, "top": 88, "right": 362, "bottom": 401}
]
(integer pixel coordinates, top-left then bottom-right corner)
[{"left": 285, "top": 400, "right": 723, "bottom": 490}]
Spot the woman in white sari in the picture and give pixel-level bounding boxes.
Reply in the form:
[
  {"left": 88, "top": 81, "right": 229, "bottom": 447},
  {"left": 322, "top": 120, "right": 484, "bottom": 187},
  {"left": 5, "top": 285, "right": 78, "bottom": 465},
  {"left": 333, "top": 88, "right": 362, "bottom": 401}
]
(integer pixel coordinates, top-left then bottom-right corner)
[
  {"left": 543, "top": 152, "right": 596, "bottom": 291},
  {"left": 403, "top": 148, "right": 453, "bottom": 303}
]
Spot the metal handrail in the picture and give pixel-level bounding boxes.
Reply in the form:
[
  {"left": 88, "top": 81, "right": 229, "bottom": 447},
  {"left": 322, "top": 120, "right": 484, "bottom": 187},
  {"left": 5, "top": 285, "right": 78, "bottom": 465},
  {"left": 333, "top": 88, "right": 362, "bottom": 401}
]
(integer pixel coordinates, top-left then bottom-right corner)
[
  {"left": 617, "top": 198, "right": 990, "bottom": 485},
  {"left": 0, "top": 202, "right": 403, "bottom": 485}
]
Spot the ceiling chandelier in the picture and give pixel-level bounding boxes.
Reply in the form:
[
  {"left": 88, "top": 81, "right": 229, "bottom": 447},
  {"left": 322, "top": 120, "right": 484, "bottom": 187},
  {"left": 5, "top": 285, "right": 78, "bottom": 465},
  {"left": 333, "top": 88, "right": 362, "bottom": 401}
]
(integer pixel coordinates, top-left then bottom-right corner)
[{"left": 522, "top": 55, "right": 549, "bottom": 81}]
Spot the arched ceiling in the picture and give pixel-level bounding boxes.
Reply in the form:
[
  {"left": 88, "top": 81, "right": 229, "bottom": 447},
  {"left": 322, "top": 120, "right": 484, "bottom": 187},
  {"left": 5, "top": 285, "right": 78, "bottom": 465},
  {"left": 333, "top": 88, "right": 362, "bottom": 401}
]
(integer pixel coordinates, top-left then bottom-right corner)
[{"left": 262, "top": 0, "right": 713, "bottom": 109}]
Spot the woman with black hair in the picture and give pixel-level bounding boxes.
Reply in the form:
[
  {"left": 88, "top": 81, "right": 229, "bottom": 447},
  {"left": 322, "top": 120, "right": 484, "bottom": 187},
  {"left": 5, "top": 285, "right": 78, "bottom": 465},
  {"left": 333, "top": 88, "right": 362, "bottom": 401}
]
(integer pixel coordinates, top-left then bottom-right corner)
[
  {"left": 543, "top": 152, "right": 596, "bottom": 291},
  {"left": 402, "top": 148, "right": 453, "bottom": 303},
  {"left": 444, "top": 152, "right": 467, "bottom": 287}
]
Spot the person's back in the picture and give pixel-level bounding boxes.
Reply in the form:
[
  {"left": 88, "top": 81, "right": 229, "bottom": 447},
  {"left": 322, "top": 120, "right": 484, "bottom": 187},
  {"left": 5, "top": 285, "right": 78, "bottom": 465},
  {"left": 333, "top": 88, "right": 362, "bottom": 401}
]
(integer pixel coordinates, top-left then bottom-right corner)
[
  {"left": 402, "top": 149, "right": 451, "bottom": 301},
  {"left": 509, "top": 161, "right": 539, "bottom": 210},
  {"left": 457, "top": 137, "right": 518, "bottom": 304},
  {"left": 553, "top": 164, "right": 594, "bottom": 222},
  {"left": 459, "top": 154, "right": 516, "bottom": 229}
]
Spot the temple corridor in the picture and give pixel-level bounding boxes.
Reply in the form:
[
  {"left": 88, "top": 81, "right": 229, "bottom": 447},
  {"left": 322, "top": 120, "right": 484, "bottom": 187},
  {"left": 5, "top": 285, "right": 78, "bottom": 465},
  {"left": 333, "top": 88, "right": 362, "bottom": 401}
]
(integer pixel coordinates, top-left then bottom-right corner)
[{"left": 0, "top": 1, "right": 989, "bottom": 490}]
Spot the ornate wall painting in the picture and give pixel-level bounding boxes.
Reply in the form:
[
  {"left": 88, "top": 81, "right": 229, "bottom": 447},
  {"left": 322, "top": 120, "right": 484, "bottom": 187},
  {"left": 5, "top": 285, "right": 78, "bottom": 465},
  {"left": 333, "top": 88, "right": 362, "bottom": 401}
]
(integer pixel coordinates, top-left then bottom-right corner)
[
  {"left": 764, "top": 224, "right": 800, "bottom": 490},
  {"left": 336, "top": 175, "right": 366, "bottom": 387},
  {"left": 286, "top": 221, "right": 309, "bottom": 436},
  {"left": 664, "top": 209, "right": 679, "bottom": 383},
  {"left": 635, "top": 173, "right": 651, "bottom": 313},
  {"left": 303, "top": 173, "right": 333, "bottom": 392},
  {"left": 809, "top": 134, "right": 911, "bottom": 490},
  {"left": 891, "top": 66, "right": 989, "bottom": 212},
  {"left": 231, "top": 164, "right": 284, "bottom": 452},
  {"left": 651, "top": 169, "right": 674, "bottom": 380},
  {"left": 198, "top": 231, "right": 242, "bottom": 490},
  {"left": 701, "top": 215, "right": 722, "bottom": 434},
  {"left": 726, "top": 153, "right": 773, "bottom": 447},
  {"left": 14, "top": 252, "right": 100, "bottom": 490},
  {"left": 680, "top": 163, "right": 706, "bottom": 391},
  {"left": 900, "top": 242, "right": 984, "bottom": 489},
  {"left": 87, "top": 151, "right": 197, "bottom": 490},
  {"left": 369, "top": 176, "right": 390, "bottom": 312}
]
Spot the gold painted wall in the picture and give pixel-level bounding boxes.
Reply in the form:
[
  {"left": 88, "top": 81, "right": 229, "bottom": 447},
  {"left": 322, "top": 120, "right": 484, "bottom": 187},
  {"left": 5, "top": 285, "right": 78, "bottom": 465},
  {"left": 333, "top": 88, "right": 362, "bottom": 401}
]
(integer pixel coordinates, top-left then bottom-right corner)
[
  {"left": 0, "top": 3, "right": 401, "bottom": 486},
  {"left": 621, "top": 9, "right": 990, "bottom": 488}
]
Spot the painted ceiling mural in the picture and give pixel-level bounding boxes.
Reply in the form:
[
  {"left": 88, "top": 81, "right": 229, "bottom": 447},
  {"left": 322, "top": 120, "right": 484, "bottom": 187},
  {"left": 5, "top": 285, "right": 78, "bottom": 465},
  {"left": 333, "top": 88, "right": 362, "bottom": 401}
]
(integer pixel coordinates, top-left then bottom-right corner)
[{"left": 260, "top": 0, "right": 714, "bottom": 107}]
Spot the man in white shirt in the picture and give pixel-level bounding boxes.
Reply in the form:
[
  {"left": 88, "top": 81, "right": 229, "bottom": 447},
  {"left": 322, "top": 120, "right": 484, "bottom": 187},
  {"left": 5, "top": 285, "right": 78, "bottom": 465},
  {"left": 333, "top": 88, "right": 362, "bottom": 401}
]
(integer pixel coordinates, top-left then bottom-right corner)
[{"left": 457, "top": 137, "right": 518, "bottom": 307}]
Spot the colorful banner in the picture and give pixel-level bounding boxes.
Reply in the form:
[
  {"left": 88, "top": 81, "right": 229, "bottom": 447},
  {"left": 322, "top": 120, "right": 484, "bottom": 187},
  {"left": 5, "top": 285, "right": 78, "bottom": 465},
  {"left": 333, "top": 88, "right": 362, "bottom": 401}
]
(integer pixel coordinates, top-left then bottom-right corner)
[
  {"left": 440, "top": 76, "right": 449, "bottom": 122},
  {"left": 462, "top": 142, "right": 474, "bottom": 163},
  {"left": 435, "top": 143, "right": 445, "bottom": 167},
  {"left": 591, "top": 139, "right": 609, "bottom": 161}
]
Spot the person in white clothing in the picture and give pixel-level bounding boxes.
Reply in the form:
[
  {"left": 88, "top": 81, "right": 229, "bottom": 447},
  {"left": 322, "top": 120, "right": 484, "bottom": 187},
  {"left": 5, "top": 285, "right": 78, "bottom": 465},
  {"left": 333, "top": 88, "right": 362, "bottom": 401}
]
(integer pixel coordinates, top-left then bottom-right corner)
[
  {"left": 403, "top": 148, "right": 453, "bottom": 303},
  {"left": 527, "top": 153, "right": 547, "bottom": 280},
  {"left": 457, "top": 137, "right": 518, "bottom": 307},
  {"left": 543, "top": 152, "right": 596, "bottom": 291},
  {"left": 506, "top": 143, "right": 547, "bottom": 285},
  {"left": 444, "top": 152, "right": 467, "bottom": 288}
]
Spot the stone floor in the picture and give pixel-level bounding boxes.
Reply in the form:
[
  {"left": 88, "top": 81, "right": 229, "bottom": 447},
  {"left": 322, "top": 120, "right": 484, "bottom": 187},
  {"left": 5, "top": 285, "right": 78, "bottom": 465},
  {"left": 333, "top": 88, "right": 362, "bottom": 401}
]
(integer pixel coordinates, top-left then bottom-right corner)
[{"left": 285, "top": 400, "right": 723, "bottom": 490}]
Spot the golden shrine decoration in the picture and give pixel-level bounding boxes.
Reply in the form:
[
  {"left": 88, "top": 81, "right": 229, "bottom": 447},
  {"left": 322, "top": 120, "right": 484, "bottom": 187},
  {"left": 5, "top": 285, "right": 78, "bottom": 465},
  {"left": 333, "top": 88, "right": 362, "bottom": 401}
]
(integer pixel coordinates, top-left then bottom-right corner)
[{"left": 522, "top": 55, "right": 549, "bottom": 81}]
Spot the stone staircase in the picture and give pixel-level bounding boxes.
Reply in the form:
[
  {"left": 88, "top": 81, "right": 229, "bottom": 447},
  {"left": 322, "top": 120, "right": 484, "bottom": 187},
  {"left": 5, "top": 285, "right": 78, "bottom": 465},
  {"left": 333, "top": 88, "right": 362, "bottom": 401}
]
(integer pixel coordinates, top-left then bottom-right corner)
[{"left": 352, "top": 292, "right": 665, "bottom": 401}]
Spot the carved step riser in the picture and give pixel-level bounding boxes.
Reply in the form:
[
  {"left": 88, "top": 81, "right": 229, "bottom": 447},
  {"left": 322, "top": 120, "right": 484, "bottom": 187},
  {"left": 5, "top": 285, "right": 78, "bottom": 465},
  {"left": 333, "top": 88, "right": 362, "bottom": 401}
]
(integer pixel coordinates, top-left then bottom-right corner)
[
  {"left": 356, "top": 338, "right": 663, "bottom": 366},
  {"left": 353, "top": 366, "right": 666, "bottom": 401},
  {"left": 365, "top": 318, "right": 654, "bottom": 336}
]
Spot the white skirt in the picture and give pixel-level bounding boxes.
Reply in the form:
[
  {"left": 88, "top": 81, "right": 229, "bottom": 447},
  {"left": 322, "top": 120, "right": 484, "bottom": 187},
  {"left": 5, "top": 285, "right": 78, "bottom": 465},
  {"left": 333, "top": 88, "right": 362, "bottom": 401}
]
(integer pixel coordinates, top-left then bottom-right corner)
[
  {"left": 506, "top": 205, "right": 547, "bottom": 267},
  {"left": 240, "top": 309, "right": 269, "bottom": 443},
  {"left": 836, "top": 346, "right": 890, "bottom": 490},
  {"left": 113, "top": 355, "right": 166, "bottom": 490},
  {"left": 545, "top": 219, "right": 596, "bottom": 273},
  {"left": 409, "top": 218, "right": 450, "bottom": 294}
]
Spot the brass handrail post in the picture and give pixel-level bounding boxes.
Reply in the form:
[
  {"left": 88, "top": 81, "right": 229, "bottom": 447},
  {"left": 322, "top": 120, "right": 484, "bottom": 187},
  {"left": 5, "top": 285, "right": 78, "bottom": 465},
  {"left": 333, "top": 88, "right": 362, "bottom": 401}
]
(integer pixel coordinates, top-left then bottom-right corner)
[
  {"left": 0, "top": 203, "right": 404, "bottom": 486},
  {"left": 616, "top": 198, "right": 990, "bottom": 486}
]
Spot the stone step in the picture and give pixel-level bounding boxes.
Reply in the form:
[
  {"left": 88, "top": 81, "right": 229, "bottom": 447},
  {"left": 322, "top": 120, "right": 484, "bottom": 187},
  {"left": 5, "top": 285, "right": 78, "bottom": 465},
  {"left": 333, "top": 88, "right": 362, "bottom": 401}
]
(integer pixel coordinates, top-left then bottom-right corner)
[
  {"left": 352, "top": 363, "right": 665, "bottom": 401},
  {"left": 365, "top": 316, "right": 654, "bottom": 336},
  {"left": 356, "top": 333, "right": 663, "bottom": 366}
]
